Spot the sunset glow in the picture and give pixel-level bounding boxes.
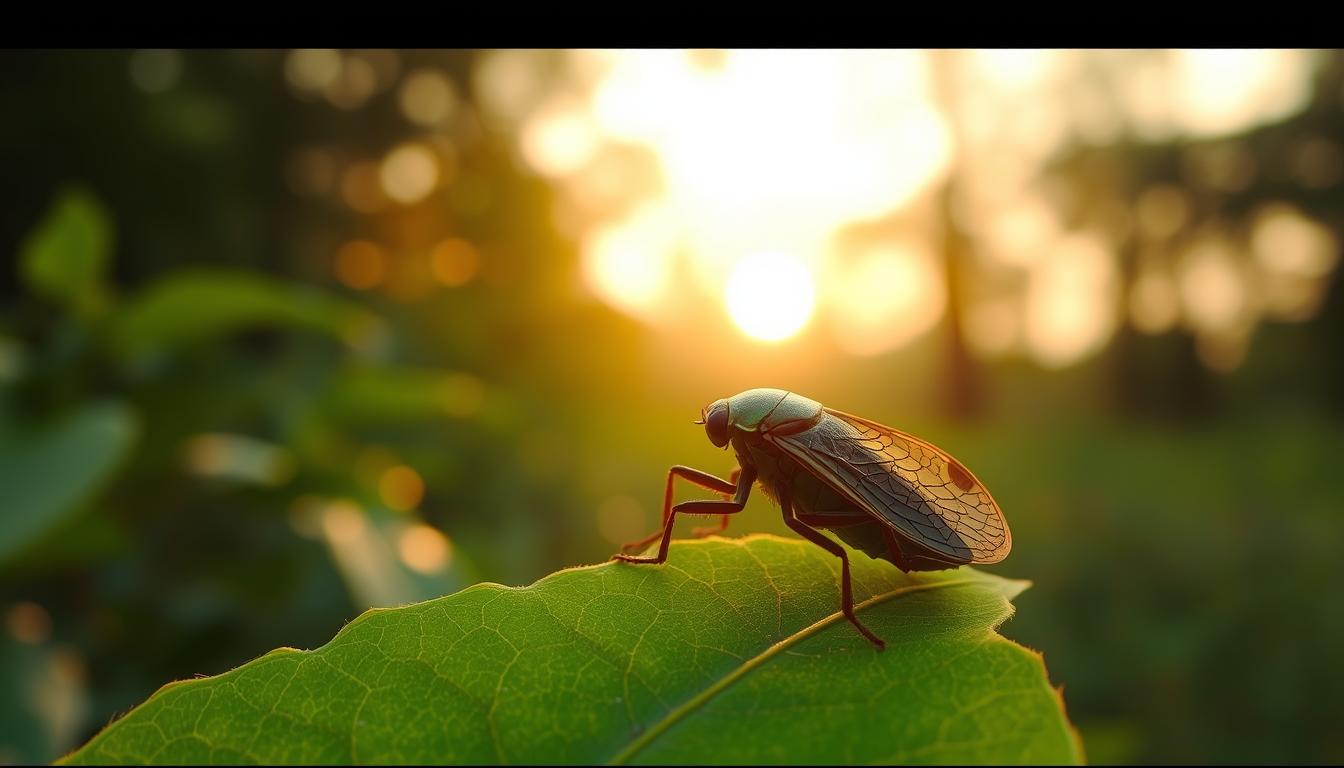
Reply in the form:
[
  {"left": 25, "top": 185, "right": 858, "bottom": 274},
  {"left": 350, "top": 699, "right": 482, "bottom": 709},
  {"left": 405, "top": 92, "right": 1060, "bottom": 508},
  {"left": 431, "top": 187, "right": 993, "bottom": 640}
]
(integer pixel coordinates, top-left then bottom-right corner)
[
  {"left": 522, "top": 50, "right": 952, "bottom": 344},
  {"left": 491, "top": 48, "right": 1327, "bottom": 369},
  {"left": 725, "top": 252, "right": 816, "bottom": 342}
]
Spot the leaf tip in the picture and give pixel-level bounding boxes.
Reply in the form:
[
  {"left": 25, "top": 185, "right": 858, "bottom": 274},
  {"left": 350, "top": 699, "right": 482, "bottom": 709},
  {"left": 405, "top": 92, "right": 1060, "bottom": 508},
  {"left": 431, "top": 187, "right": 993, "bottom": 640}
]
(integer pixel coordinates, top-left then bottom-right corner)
[{"left": 1002, "top": 576, "right": 1032, "bottom": 600}]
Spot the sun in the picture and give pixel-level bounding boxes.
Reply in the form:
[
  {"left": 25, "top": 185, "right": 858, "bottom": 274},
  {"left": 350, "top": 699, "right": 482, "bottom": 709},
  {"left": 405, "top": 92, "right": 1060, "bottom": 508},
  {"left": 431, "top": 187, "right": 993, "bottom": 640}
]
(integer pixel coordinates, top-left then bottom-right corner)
[{"left": 725, "top": 252, "right": 816, "bottom": 342}]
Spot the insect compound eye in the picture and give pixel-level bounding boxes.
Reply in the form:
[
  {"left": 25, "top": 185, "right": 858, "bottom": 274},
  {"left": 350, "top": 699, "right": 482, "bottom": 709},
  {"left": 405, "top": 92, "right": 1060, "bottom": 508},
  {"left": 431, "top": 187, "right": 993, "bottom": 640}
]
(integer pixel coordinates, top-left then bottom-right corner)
[{"left": 705, "top": 402, "right": 731, "bottom": 448}]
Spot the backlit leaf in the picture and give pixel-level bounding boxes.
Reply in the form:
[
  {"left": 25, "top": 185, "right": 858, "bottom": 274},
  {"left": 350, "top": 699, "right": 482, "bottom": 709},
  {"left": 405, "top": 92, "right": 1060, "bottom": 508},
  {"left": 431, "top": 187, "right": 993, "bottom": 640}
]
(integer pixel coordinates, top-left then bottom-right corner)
[
  {"left": 19, "top": 187, "right": 113, "bottom": 314},
  {"left": 0, "top": 401, "right": 137, "bottom": 566},
  {"left": 62, "top": 536, "right": 1079, "bottom": 765},
  {"left": 108, "top": 270, "right": 384, "bottom": 357}
]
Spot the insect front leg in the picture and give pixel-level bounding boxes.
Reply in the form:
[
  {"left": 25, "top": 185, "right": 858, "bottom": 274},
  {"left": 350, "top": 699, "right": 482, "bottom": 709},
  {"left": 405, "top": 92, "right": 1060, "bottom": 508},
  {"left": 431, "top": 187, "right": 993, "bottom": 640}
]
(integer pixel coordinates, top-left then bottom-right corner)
[
  {"left": 618, "top": 465, "right": 738, "bottom": 554},
  {"left": 780, "top": 489, "right": 886, "bottom": 650},
  {"left": 691, "top": 465, "right": 742, "bottom": 539},
  {"left": 612, "top": 465, "right": 757, "bottom": 565}
]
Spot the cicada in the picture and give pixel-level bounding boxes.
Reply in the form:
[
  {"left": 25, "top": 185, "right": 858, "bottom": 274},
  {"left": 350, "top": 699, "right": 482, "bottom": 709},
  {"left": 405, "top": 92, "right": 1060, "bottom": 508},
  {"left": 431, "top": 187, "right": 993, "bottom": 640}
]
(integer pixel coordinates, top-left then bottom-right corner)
[{"left": 611, "top": 388, "right": 1011, "bottom": 650}]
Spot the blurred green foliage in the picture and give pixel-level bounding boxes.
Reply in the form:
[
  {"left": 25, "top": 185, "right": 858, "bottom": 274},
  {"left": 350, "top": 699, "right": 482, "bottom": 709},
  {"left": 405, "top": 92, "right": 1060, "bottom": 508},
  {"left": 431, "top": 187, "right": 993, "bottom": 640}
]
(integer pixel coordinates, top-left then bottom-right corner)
[
  {"left": 19, "top": 189, "right": 113, "bottom": 317},
  {"left": 0, "top": 183, "right": 475, "bottom": 761},
  {"left": 1, "top": 50, "right": 1342, "bottom": 765},
  {"left": 0, "top": 401, "right": 136, "bottom": 565}
]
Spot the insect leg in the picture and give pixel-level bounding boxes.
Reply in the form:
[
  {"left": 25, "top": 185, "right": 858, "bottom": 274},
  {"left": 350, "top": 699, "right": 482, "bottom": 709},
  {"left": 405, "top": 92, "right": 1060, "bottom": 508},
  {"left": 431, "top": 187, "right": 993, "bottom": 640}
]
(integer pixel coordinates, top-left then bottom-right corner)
[
  {"left": 612, "top": 465, "right": 757, "bottom": 565},
  {"left": 691, "top": 465, "right": 742, "bottom": 538},
  {"left": 619, "top": 465, "right": 738, "bottom": 554},
  {"left": 780, "top": 491, "right": 886, "bottom": 650}
]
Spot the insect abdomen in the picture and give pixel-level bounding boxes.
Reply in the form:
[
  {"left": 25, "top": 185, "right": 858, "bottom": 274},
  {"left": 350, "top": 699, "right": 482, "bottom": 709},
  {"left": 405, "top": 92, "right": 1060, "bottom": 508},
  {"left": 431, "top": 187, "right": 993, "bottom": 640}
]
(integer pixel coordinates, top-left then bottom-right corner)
[{"left": 742, "top": 431, "right": 869, "bottom": 515}]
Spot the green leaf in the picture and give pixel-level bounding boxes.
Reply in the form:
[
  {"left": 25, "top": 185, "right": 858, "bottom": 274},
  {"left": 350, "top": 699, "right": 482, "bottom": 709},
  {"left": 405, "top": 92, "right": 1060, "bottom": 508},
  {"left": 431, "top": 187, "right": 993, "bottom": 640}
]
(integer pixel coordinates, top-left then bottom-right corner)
[
  {"left": 108, "top": 270, "right": 385, "bottom": 357},
  {"left": 0, "top": 401, "right": 138, "bottom": 566},
  {"left": 19, "top": 187, "right": 114, "bottom": 314},
  {"left": 61, "top": 536, "right": 1080, "bottom": 765}
]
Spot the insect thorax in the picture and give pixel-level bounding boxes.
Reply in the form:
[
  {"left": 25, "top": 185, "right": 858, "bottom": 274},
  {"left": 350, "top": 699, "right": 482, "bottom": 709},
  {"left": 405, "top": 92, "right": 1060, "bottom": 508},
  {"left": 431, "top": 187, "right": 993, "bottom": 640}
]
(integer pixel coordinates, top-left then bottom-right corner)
[
  {"left": 738, "top": 433, "right": 858, "bottom": 517},
  {"left": 726, "top": 389, "right": 822, "bottom": 432}
]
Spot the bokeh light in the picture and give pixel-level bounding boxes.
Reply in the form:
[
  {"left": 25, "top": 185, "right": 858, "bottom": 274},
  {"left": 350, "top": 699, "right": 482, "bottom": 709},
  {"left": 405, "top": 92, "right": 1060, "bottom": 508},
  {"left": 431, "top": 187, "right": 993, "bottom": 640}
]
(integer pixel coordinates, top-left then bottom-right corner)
[
  {"left": 827, "top": 243, "right": 945, "bottom": 356},
  {"left": 399, "top": 68, "right": 459, "bottom": 127},
  {"left": 725, "top": 252, "right": 815, "bottom": 342},
  {"left": 520, "top": 100, "right": 599, "bottom": 177},
  {"left": 334, "top": 240, "right": 388, "bottom": 290},
  {"left": 1169, "top": 50, "right": 1315, "bottom": 137},
  {"left": 182, "top": 433, "right": 295, "bottom": 486},
  {"left": 379, "top": 143, "right": 439, "bottom": 205},
  {"left": 1252, "top": 205, "right": 1339, "bottom": 321},
  {"left": 1178, "top": 237, "right": 1247, "bottom": 334},
  {"left": 985, "top": 195, "right": 1061, "bottom": 268},
  {"left": 320, "top": 500, "right": 366, "bottom": 545},
  {"left": 379, "top": 465, "right": 425, "bottom": 512},
  {"left": 397, "top": 523, "right": 452, "bottom": 574},
  {"left": 6, "top": 601, "right": 52, "bottom": 645},
  {"left": 1129, "top": 268, "right": 1181, "bottom": 335},
  {"left": 1025, "top": 234, "right": 1119, "bottom": 368},
  {"left": 430, "top": 238, "right": 480, "bottom": 287},
  {"left": 323, "top": 54, "right": 378, "bottom": 110},
  {"left": 581, "top": 203, "right": 678, "bottom": 320},
  {"left": 284, "top": 49, "right": 341, "bottom": 93}
]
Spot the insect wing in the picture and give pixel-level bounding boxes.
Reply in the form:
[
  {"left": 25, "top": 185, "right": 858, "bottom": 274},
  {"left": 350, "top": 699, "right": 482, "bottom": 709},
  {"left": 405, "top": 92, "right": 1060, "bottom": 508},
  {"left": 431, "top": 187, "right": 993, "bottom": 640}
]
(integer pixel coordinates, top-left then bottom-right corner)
[{"left": 764, "top": 408, "right": 1011, "bottom": 564}]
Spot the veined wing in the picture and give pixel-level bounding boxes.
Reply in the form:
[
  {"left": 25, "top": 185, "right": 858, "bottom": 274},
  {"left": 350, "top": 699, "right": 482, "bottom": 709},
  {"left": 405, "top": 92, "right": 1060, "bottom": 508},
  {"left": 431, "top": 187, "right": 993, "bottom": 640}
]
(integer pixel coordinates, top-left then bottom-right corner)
[{"left": 764, "top": 408, "right": 1011, "bottom": 564}]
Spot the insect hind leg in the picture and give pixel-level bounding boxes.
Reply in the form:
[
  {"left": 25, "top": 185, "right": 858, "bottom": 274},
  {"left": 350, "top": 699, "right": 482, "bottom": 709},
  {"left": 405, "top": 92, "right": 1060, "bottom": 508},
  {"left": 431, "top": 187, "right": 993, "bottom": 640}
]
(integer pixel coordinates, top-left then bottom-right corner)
[{"left": 780, "top": 492, "right": 885, "bottom": 650}]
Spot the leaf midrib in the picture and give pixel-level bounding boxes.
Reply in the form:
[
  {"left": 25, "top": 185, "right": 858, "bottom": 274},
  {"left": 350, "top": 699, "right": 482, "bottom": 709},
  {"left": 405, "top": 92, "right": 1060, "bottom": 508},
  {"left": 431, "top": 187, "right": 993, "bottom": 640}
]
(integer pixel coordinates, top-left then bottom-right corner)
[{"left": 606, "top": 578, "right": 977, "bottom": 765}]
